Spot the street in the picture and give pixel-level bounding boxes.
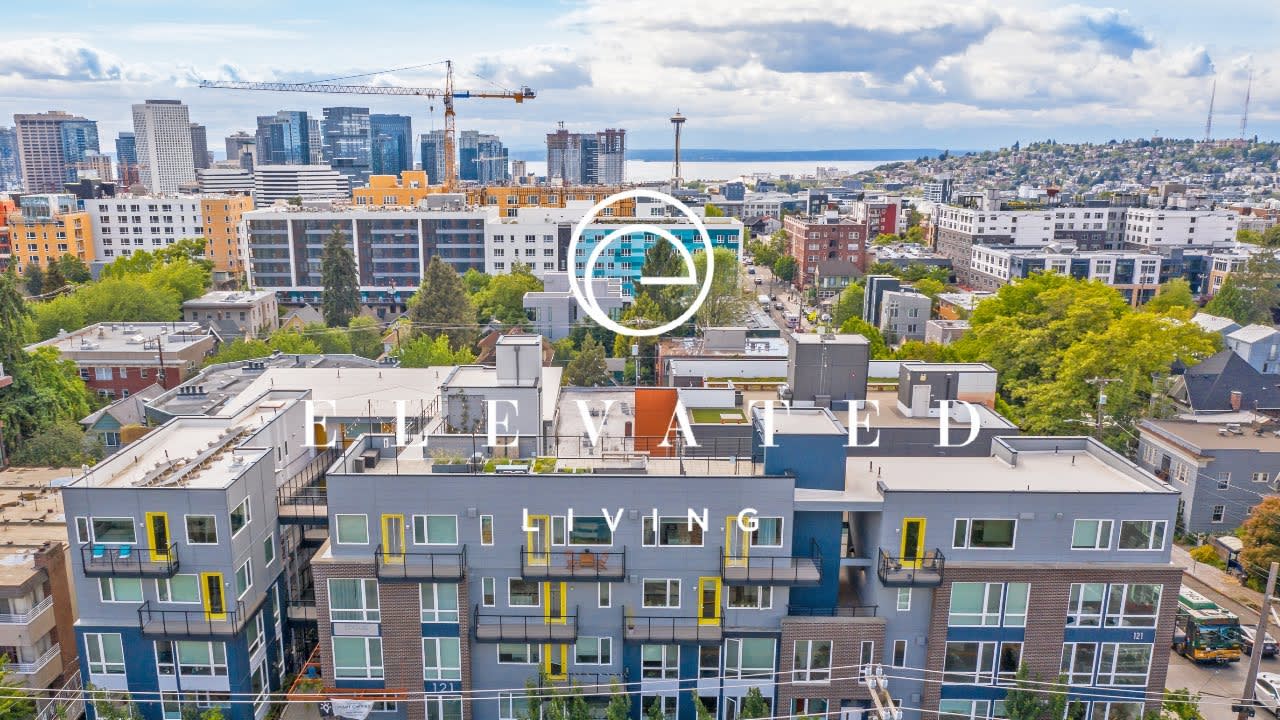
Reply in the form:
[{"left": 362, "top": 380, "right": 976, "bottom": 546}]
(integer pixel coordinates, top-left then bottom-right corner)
[{"left": 745, "top": 260, "right": 810, "bottom": 335}]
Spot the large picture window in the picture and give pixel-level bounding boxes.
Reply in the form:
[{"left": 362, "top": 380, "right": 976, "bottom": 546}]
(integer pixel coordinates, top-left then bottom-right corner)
[
  {"left": 1117, "top": 520, "right": 1166, "bottom": 550},
  {"left": 422, "top": 638, "right": 462, "bottom": 680},
  {"left": 333, "top": 637, "right": 383, "bottom": 679},
  {"left": 642, "top": 516, "right": 703, "bottom": 547},
  {"left": 329, "top": 578, "right": 380, "bottom": 622},
  {"left": 949, "top": 583, "right": 1001, "bottom": 626},
  {"left": 1067, "top": 583, "right": 1106, "bottom": 627},
  {"left": 725, "top": 638, "right": 774, "bottom": 679},
  {"left": 92, "top": 518, "right": 136, "bottom": 544},
  {"left": 793, "top": 640, "right": 831, "bottom": 683},
  {"left": 420, "top": 583, "right": 460, "bottom": 623},
  {"left": 1097, "top": 643, "right": 1152, "bottom": 686},
  {"left": 1105, "top": 584, "right": 1161, "bottom": 627},
  {"left": 953, "top": 518, "right": 1016, "bottom": 549},
  {"left": 569, "top": 516, "right": 613, "bottom": 545}
]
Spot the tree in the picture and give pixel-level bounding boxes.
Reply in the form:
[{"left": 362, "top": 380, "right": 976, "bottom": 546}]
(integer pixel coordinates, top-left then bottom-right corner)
[
  {"left": 645, "top": 698, "right": 667, "bottom": 720},
  {"left": 42, "top": 260, "right": 67, "bottom": 295},
  {"left": 912, "top": 277, "right": 946, "bottom": 300},
  {"left": 397, "top": 334, "right": 475, "bottom": 368},
  {"left": 407, "top": 256, "right": 476, "bottom": 351},
  {"left": 1241, "top": 497, "right": 1280, "bottom": 576},
  {"left": 85, "top": 687, "right": 137, "bottom": 720},
  {"left": 205, "top": 339, "right": 273, "bottom": 365},
  {"left": 348, "top": 316, "right": 384, "bottom": 359},
  {"left": 613, "top": 293, "right": 665, "bottom": 384},
  {"left": 638, "top": 240, "right": 687, "bottom": 319},
  {"left": 303, "top": 323, "right": 353, "bottom": 354},
  {"left": 832, "top": 284, "right": 864, "bottom": 328},
  {"left": 1205, "top": 255, "right": 1280, "bottom": 324},
  {"left": 1265, "top": 225, "right": 1280, "bottom": 248},
  {"left": 0, "top": 346, "right": 92, "bottom": 461},
  {"left": 473, "top": 263, "right": 543, "bottom": 325},
  {"left": 0, "top": 269, "right": 32, "bottom": 367},
  {"left": 55, "top": 254, "right": 91, "bottom": 283},
  {"left": 1001, "top": 663, "right": 1047, "bottom": 720},
  {"left": 703, "top": 202, "right": 725, "bottom": 217},
  {"left": 773, "top": 254, "right": 797, "bottom": 282},
  {"left": 24, "top": 264, "right": 43, "bottom": 297},
  {"left": 564, "top": 334, "right": 610, "bottom": 386},
  {"left": 604, "top": 683, "right": 630, "bottom": 720},
  {"left": 0, "top": 654, "right": 35, "bottom": 719},
  {"left": 894, "top": 340, "right": 960, "bottom": 362},
  {"left": 321, "top": 226, "right": 360, "bottom": 327},
  {"left": 872, "top": 232, "right": 900, "bottom": 245},
  {"left": 1163, "top": 688, "right": 1204, "bottom": 720},
  {"left": 1238, "top": 228, "right": 1264, "bottom": 245},
  {"left": 738, "top": 687, "right": 769, "bottom": 719},
  {"left": 693, "top": 247, "right": 747, "bottom": 329},
  {"left": 9, "top": 419, "right": 100, "bottom": 467},
  {"left": 904, "top": 225, "right": 926, "bottom": 244},
  {"left": 1145, "top": 278, "right": 1197, "bottom": 313},
  {"left": 693, "top": 692, "right": 715, "bottom": 720},
  {"left": 838, "top": 317, "right": 890, "bottom": 358},
  {"left": 267, "top": 329, "right": 322, "bottom": 355}
]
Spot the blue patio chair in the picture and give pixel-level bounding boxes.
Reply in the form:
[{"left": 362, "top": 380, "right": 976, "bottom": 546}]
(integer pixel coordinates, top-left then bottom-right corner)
[
  {"left": 91, "top": 544, "right": 106, "bottom": 560},
  {"left": 118, "top": 545, "right": 132, "bottom": 560}
]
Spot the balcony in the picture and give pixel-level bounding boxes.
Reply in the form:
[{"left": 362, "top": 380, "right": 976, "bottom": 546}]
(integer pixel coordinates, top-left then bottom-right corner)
[
  {"left": 286, "top": 600, "right": 318, "bottom": 625},
  {"left": 10, "top": 643, "right": 60, "bottom": 677},
  {"left": 375, "top": 545, "right": 466, "bottom": 581},
  {"left": 721, "top": 538, "right": 822, "bottom": 586},
  {"left": 520, "top": 546, "right": 625, "bottom": 581},
  {"left": 472, "top": 604, "right": 578, "bottom": 643},
  {"left": 0, "top": 595, "right": 53, "bottom": 625},
  {"left": 876, "top": 548, "right": 945, "bottom": 587},
  {"left": 787, "top": 604, "right": 878, "bottom": 618},
  {"left": 138, "top": 600, "right": 248, "bottom": 637},
  {"left": 622, "top": 606, "right": 721, "bottom": 644},
  {"left": 81, "top": 543, "right": 179, "bottom": 578}
]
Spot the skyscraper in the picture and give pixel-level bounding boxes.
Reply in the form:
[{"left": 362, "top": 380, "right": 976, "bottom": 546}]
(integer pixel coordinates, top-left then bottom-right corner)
[
  {"left": 308, "top": 117, "right": 323, "bottom": 164},
  {"left": 321, "top": 107, "right": 371, "bottom": 185},
  {"left": 14, "top": 111, "right": 99, "bottom": 192},
  {"left": 131, "top": 99, "right": 196, "bottom": 193},
  {"left": 545, "top": 124, "right": 625, "bottom": 185},
  {"left": 189, "top": 122, "right": 210, "bottom": 169},
  {"left": 0, "top": 127, "right": 19, "bottom": 191},
  {"left": 458, "top": 131, "right": 508, "bottom": 184},
  {"left": 420, "top": 129, "right": 446, "bottom": 185},
  {"left": 370, "top": 114, "right": 412, "bottom": 176},
  {"left": 255, "top": 111, "right": 313, "bottom": 165},
  {"left": 225, "top": 131, "right": 255, "bottom": 170},
  {"left": 114, "top": 132, "right": 139, "bottom": 187}
]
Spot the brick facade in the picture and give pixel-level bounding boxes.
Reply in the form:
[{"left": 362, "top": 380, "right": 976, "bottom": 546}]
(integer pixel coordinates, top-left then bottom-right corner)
[
  {"left": 921, "top": 563, "right": 1182, "bottom": 716},
  {"left": 777, "top": 616, "right": 885, "bottom": 713}
]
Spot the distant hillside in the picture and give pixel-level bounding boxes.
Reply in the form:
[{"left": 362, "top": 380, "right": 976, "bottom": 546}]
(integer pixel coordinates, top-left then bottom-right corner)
[{"left": 509, "top": 148, "right": 947, "bottom": 162}]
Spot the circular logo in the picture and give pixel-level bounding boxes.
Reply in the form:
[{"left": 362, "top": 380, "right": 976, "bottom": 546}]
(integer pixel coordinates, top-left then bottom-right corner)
[{"left": 567, "top": 189, "right": 715, "bottom": 338}]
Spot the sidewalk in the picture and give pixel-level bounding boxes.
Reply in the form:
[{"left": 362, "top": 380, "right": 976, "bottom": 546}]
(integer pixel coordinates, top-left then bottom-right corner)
[{"left": 1171, "top": 544, "right": 1265, "bottom": 613}]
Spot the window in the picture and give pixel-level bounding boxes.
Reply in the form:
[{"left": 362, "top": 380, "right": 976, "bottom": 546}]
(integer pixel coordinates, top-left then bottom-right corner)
[
  {"left": 482, "top": 577, "right": 496, "bottom": 607},
  {"left": 576, "top": 637, "right": 612, "bottom": 665},
  {"left": 944, "top": 641, "right": 997, "bottom": 683},
  {"left": 699, "top": 646, "right": 720, "bottom": 678},
  {"left": 333, "top": 637, "right": 383, "bottom": 679},
  {"left": 642, "top": 516, "right": 704, "bottom": 546},
  {"left": 897, "top": 588, "right": 912, "bottom": 612},
  {"left": 230, "top": 498, "right": 251, "bottom": 537},
  {"left": 92, "top": 517, "right": 136, "bottom": 544},
  {"left": 235, "top": 560, "right": 252, "bottom": 599},
  {"left": 248, "top": 614, "right": 265, "bottom": 656},
  {"left": 1217, "top": 472, "right": 1231, "bottom": 489},
  {"left": 425, "top": 697, "right": 463, "bottom": 720},
  {"left": 86, "top": 633, "right": 126, "bottom": 675},
  {"left": 1097, "top": 643, "right": 1152, "bottom": 685},
  {"left": 1254, "top": 472, "right": 1270, "bottom": 484},
  {"left": 99, "top": 577, "right": 143, "bottom": 603},
  {"left": 499, "top": 693, "right": 529, "bottom": 720},
  {"left": 157, "top": 575, "right": 200, "bottom": 604},
  {"left": 642, "top": 696, "right": 677, "bottom": 720},
  {"left": 892, "top": 639, "right": 908, "bottom": 667},
  {"left": 185, "top": 515, "right": 217, "bottom": 545},
  {"left": 329, "top": 578, "right": 380, "bottom": 622},
  {"left": 335, "top": 514, "right": 369, "bottom": 544},
  {"left": 508, "top": 579, "right": 539, "bottom": 607},
  {"left": 155, "top": 641, "right": 228, "bottom": 677},
  {"left": 598, "top": 582, "right": 611, "bottom": 608},
  {"left": 727, "top": 585, "right": 772, "bottom": 609},
  {"left": 1212, "top": 505, "right": 1226, "bottom": 523},
  {"left": 1117, "top": 520, "right": 1166, "bottom": 550},
  {"left": 1072, "top": 519, "right": 1113, "bottom": 550},
  {"left": 726, "top": 638, "right": 774, "bottom": 679},
  {"left": 420, "top": 583, "right": 460, "bottom": 623},
  {"left": 497, "top": 643, "right": 540, "bottom": 664},
  {"left": 1059, "top": 640, "right": 1100, "bottom": 681},
  {"left": 263, "top": 535, "right": 276, "bottom": 566},
  {"left": 789, "top": 639, "right": 833, "bottom": 683},
  {"left": 642, "top": 644, "right": 679, "bottom": 679},
  {"left": 480, "top": 515, "right": 494, "bottom": 545},
  {"left": 949, "top": 583, "right": 1002, "bottom": 626},
  {"left": 792, "top": 699, "right": 829, "bottom": 717},
  {"left": 569, "top": 516, "right": 613, "bottom": 545},
  {"left": 1094, "top": 703, "right": 1144, "bottom": 720},
  {"left": 414, "top": 515, "right": 458, "bottom": 545},
  {"left": 75, "top": 517, "right": 90, "bottom": 543},
  {"left": 422, "top": 637, "right": 462, "bottom": 680},
  {"left": 1067, "top": 583, "right": 1106, "bottom": 627},
  {"left": 998, "top": 642, "right": 1022, "bottom": 683},
  {"left": 953, "top": 518, "right": 1016, "bottom": 549},
  {"left": 643, "top": 579, "right": 680, "bottom": 608},
  {"left": 751, "top": 517, "right": 784, "bottom": 546},
  {"left": 1004, "top": 583, "right": 1029, "bottom": 627},
  {"left": 939, "top": 700, "right": 991, "bottom": 720},
  {"left": 1105, "top": 584, "right": 1160, "bottom": 627}
]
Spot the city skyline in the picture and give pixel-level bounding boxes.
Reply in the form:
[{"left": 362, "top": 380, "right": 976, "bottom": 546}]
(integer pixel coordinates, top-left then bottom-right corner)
[{"left": 0, "top": 0, "right": 1275, "bottom": 154}]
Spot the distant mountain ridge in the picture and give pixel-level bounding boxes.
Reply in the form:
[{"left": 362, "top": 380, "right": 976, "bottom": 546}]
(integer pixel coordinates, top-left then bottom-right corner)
[{"left": 509, "top": 148, "right": 947, "bottom": 162}]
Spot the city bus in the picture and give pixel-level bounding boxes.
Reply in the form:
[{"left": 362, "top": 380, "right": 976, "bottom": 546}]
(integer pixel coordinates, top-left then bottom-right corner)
[{"left": 1173, "top": 585, "right": 1242, "bottom": 663}]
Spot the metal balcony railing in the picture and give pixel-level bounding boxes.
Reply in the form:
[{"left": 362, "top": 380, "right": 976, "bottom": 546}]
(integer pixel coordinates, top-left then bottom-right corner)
[
  {"left": 721, "top": 538, "right": 822, "bottom": 585},
  {"left": 139, "top": 599, "right": 247, "bottom": 637},
  {"left": 520, "top": 546, "right": 625, "bottom": 580},
  {"left": 472, "top": 604, "right": 578, "bottom": 643},
  {"left": 0, "top": 595, "right": 53, "bottom": 625},
  {"left": 876, "top": 548, "right": 945, "bottom": 587},
  {"left": 286, "top": 599, "right": 318, "bottom": 624},
  {"left": 81, "top": 543, "right": 179, "bottom": 578},
  {"left": 375, "top": 545, "right": 466, "bottom": 581},
  {"left": 787, "top": 604, "right": 879, "bottom": 618},
  {"left": 537, "top": 671, "right": 629, "bottom": 694},
  {"left": 622, "top": 605, "right": 722, "bottom": 644},
  {"left": 10, "top": 643, "right": 59, "bottom": 675}
]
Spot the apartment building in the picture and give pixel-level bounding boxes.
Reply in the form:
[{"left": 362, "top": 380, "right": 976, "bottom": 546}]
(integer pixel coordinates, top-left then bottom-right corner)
[
  {"left": 84, "top": 196, "right": 202, "bottom": 261},
  {"left": 198, "top": 168, "right": 255, "bottom": 196},
  {"left": 783, "top": 213, "right": 870, "bottom": 289},
  {"left": 352, "top": 171, "right": 635, "bottom": 217},
  {"left": 878, "top": 289, "right": 931, "bottom": 343},
  {"left": 202, "top": 194, "right": 254, "bottom": 275},
  {"left": 25, "top": 322, "right": 218, "bottom": 399},
  {"left": 573, "top": 216, "right": 744, "bottom": 297},
  {"left": 968, "top": 248, "right": 1163, "bottom": 304},
  {"left": 253, "top": 165, "right": 350, "bottom": 205},
  {"left": 182, "top": 290, "right": 279, "bottom": 340},
  {"left": 6, "top": 193, "right": 94, "bottom": 274},
  {"left": 933, "top": 207, "right": 1054, "bottom": 287},
  {"left": 14, "top": 111, "right": 99, "bottom": 192},
  {"left": 132, "top": 100, "right": 197, "bottom": 194},
  {"left": 546, "top": 126, "right": 625, "bottom": 185},
  {"left": 523, "top": 271, "right": 628, "bottom": 340},
  {"left": 0, "top": 195, "right": 16, "bottom": 270},
  {"left": 850, "top": 196, "right": 906, "bottom": 236},
  {"left": 1122, "top": 208, "right": 1237, "bottom": 250},
  {"left": 484, "top": 205, "right": 582, "bottom": 277}
]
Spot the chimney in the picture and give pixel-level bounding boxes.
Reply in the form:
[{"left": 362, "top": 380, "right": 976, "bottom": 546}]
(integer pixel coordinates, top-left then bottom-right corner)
[{"left": 1230, "top": 390, "right": 1242, "bottom": 411}]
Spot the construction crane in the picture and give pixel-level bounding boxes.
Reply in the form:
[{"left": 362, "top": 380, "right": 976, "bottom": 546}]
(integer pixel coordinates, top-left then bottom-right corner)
[
  {"left": 1240, "top": 69, "right": 1253, "bottom": 139},
  {"left": 1205, "top": 78, "right": 1216, "bottom": 142},
  {"left": 200, "top": 60, "right": 534, "bottom": 192}
]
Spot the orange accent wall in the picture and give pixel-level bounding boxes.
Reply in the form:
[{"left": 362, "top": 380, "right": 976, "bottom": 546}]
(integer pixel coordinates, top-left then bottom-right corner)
[{"left": 634, "top": 388, "right": 679, "bottom": 457}]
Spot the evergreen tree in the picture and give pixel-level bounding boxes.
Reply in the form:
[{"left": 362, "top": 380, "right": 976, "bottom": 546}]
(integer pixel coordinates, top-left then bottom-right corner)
[
  {"left": 43, "top": 260, "right": 67, "bottom": 295},
  {"left": 564, "top": 334, "right": 610, "bottom": 386},
  {"left": 24, "top": 264, "right": 44, "bottom": 296},
  {"left": 0, "top": 269, "right": 31, "bottom": 367},
  {"left": 604, "top": 683, "right": 631, "bottom": 720},
  {"left": 320, "top": 226, "right": 359, "bottom": 327},
  {"left": 348, "top": 316, "right": 384, "bottom": 359},
  {"left": 738, "top": 687, "right": 769, "bottom": 719},
  {"left": 639, "top": 240, "right": 685, "bottom": 318},
  {"left": 646, "top": 698, "right": 667, "bottom": 720},
  {"left": 55, "top": 254, "right": 91, "bottom": 283},
  {"left": 408, "top": 256, "right": 476, "bottom": 350}
]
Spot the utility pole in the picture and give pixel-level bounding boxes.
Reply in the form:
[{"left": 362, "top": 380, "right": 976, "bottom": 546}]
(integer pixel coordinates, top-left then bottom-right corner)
[
  {"left": 1086, "top": 377, "right": 1120, "bottom": 439},
  {"left": 1239, "top": 562, "right": 1279, "bottom": 720}
]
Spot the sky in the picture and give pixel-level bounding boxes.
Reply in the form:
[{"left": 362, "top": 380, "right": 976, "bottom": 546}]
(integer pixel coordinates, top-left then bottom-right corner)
[{"left": 0, "top": 0, "right": 1276, "bottom": 156}]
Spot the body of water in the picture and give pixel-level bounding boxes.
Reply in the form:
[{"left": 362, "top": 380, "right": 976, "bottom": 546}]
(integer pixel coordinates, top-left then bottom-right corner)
[{"left": 521, "top": 159, "right": 907, "bottom": 183}]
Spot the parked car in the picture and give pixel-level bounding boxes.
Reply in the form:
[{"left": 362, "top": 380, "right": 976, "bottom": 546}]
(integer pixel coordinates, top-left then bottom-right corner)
[
  {"left": 1242, "top": 626, "right": 1278, "bottom": 657},
  {"left": 1255, "top": 673, "right": 1280, "bottom": 715},
  {"left": 774, "top": 302, "right": 784, "bottom": 311},
  {"left": 754, "top": 277, "right": 764, "bottom": 285}
]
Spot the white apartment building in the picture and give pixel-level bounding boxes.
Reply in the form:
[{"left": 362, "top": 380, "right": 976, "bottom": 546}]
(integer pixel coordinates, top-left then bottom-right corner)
[
  {"left": 198, "top": 167, "right": 254, "bottom": 195},
  {"left": 131, "top": 100, "right": 196, "bottom": 193},
  {"left": 935, "top": 206, "right": 1055, "bottom": 244},
  {"left": 969, "top": 246, "right": 1164, "bottom": 304},
  {"left": 1122, "top": 208, "right": 1238, "bottom": 249},
  {"left": 85, "top": 196, "right": 202, "bottom": 260},
  {"left": 742, "top": 191, "right": 794, "bottom": 218},
  {"left": 253, "top": 164, "right": 349, "bottom": 205},
  {"left": 484, "top": 205, "right": 586, "bottom": 276}
]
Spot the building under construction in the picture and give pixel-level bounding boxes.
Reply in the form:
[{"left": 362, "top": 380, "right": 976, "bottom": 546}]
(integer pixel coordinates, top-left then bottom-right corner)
[{"left": 546, "top": 124, "right": 626, "bottom": 185}]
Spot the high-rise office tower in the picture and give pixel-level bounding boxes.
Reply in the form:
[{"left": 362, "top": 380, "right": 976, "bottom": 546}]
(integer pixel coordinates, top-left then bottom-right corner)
[
  {"left": 0, "top": 127, "right": 19, "bottom": 190},
  {"left": 546, "top": 124, "right": 625, "bottom": 185},
  {"left": 189, "top": 122, "right": 210, "bottom": 169},
  {"left": 370, "top": 114, "right": 412, "bottom": 176},
  {"left": 469, "top": 132, "right": 509, "bottom": 184},
  {"left": 131, "top": 99, "right": 196, "bottom": 193},
  {"left": 420, "top": 129, "right": 446, "bottom": 185},
  {"left": 255, "top": 111, "right": 313, "bottom": 166},
  {"left": 308, "top": 117, "right": 323, "bottom": 164},
  {"left": 322, "top": 107, "right": 371, "bottom": 186},
  {"left": 114, "top": 132, "right": 139, "bottom": 188},
  {"left": 14, "top": 111, "right": 100, "bottom": 192},
  {"left": 225, "top": 131, "right": 256, "bottom": 170}
]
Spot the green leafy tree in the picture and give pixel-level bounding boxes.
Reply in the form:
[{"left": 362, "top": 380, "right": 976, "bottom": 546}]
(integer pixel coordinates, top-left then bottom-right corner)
[
  {"left": 1264, "top": 225, "right": 1280, "bottom": 247},
  {"left": 1163, "top": 688, "right": 1204, "bottom": 720},
  {"left": 321, "top": 226, "right": 360, "bottom": 327},
  {"left": 703, "top": 202, "right": 725, "bottom": 217},
  {"left": 1145, "top": 278, "right": 1197, "bottom": 313},
  {"left": 904, "top": 225, "right": 926, "bottom": 244},
  {"left": 155, "top": 238, "right": 213, "bottom": 268},
  {"left": 1204, "top": 278, "right": 1260, "bottom": 324},
  {"left": 893, "top": 340, "right": 961, "bottom": 362},
  {"left": 693, "top": 247, "right": 747, "bottom": 329},
  {"left": 407, "top": 256, "right": 476, "bottom": 350},
  {"left": 1206, "top": 255, "right": 1280, "bottom": 324},
  {"left": 86, "top": 687, "right": 137, "bottom": 720},
  {"left": 872, "top": 232, "right": 900, "bottom": 245},
  {"left": 348, "top": 316, "right": 384, "bottom": 359},
  {"left": 1240, "top": 497, "right": 1280, "bottom": 577},
  {"left": 0, "top": 269, "right": 33, "bottom": 366},
  {"left": 206, "top": 339, "right": 273, "bottom": 365},
  {"left": 1001, "top": 663, "right": 1047, "bottom": 720},
  {"left": 397, "top": 334, "right": 475, "bottom": 368},
  {"left": 42, "top": 260, "right": 67, "bottom": 295},
  {"left": 0, "top": 346, "right": 92, "bottom": 461},
  {"left": 1238, "top": 228, "right": 1264, "bottom": 245},
  {"left": 646, "top": 698, "right": 667, "bottom": 720},
  {"left": 9, "top": 419, "right": 101, "bottom": 466},
  {"left": 267, "top": 329, "right": 323, "bottom": 355},
  {"left": 564, "top": 333, "right": 610, "bottom": 386},
  {"left": 461, "top": 268, "right": 491, "bottom": 295},
  {"left": 303, "top": 323, "right": 353, "bottom": 355},
  {"left": 613, "top": 293, "right": 665, "bottom": 384},
  {"left": 693, "top": 692, "right": 715, "bottom": 720},
  {"left": 639, "top": 240, "right": 687, "bottom": 319},
  {"left": 912, "top": 277, "right": 946, "bottom": 300},
  {"left": 838, "top": 317, "right": 890, "bottom": 358},
  {"left": 24, "top": 264, "right": 44, "bottom": 297},
  {"left": 0, "top": 654, "right": 35, "bottom": 719},
  {"left": 773, "top": 254, "right": 797, "bottom": 282},
  {"left": 604, "top": 683, "right": 630, "bottom": 720},
  {"left": 55, "top": 254, "right": 91, "bottom": 283},
  {"left": 832, "top": 284, "right": 864, "bottom": 328},
  {"left": 738, "top": 686, "right": 769, "bottom": 719},
  {"left": 473, "top": 263, "right": 543, "bottom": 325}
]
